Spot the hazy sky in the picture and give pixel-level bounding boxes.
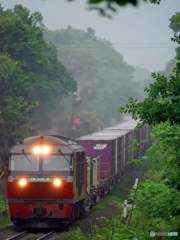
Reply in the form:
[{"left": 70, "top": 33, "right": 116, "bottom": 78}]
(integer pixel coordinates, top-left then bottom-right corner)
[{"left": 1, "top": 0, "right": 179, "bottom": 72}]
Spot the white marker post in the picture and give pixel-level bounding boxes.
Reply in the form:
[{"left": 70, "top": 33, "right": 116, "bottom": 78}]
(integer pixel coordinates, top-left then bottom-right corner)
[
  {"left": 123, "top": 200, "right": 127, "bottom": 217},
  {"left": 123, "top": 200, "right": 136, "bottom": 218},
  {"left": 134, "top": 178, "right": 139, "bottom": 190},
  {"left": 127, "top": 203, "right": 136, "bottom": 208},
  {"left": 128, "top": 178, "right": 139, "bottom": 226}
]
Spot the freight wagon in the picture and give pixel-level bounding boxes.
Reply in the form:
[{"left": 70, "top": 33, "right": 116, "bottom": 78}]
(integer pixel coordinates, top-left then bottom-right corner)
[{"left": 77, "top": 119, "right": 152, "bottom": 188}]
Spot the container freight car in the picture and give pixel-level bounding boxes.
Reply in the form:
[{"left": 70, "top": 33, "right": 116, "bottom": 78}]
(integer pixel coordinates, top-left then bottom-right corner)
[
  {"left": 77, "top": 130, "right": 130, "bottom": 182},
  {"left": 77, "top": 120, "right": 152, "bottom": 188},
  {"left": 105, "top": 120, "right": 147, "bottom": 160}
]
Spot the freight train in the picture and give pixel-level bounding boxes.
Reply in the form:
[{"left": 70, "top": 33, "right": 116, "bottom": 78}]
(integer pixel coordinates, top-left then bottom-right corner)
[{"left": 7, "top": 119, "right": 152, "bottom": 228}]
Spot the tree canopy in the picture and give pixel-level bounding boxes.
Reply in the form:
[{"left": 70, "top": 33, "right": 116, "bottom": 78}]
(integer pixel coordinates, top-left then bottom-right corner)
[
  {"left": 118, "top": 12, "right": 180, "bottom": 128},
  {"left": 0, "top": 4, "right": 76, "bottom": 165},
  {"left": 120, "top": 11, "right": 180, "bottom": 234},
  {"left": 43, "top": 27, "right": 140, "bottom": 126},
  {"left": 50, "top": 0, "right": 165, "bottom": 17},
  {"left": 169, "top": 12, "right": 180, "bottom": 59}
]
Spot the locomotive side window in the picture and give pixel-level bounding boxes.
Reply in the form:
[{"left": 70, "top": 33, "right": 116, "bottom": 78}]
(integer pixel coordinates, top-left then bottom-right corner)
[
  {"left": 42, "top": 155, "right": 70, "bottom": 171},
  {"left": 10, "top": 155, "right": 39, "bottom": 171}
]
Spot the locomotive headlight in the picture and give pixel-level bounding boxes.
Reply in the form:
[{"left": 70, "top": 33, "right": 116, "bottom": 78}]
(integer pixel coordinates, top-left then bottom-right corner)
[
  {"left": 19, "top": 179, "right": 27, "bottom": 186},
  {"left": 33, "top": 146, "right": 41, "bottom": 154},
  {"left": 42, "top": 146, "right": 49, "bottom": 154},
  {"left": 53, "top": 179, "right": 61, "bottom": 186}
]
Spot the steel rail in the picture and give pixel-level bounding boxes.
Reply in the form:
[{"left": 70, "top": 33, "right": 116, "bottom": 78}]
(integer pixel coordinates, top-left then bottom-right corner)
[
  {"left": 5, "top": 230, "right": 27, "bottom": 240},
  {"left": 36, "top": 231, "right": 54, "bottom": 240}
]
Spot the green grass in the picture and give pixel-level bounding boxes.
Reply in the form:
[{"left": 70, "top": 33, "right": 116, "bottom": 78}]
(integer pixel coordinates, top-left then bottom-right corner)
[
  {"left": 63, "top": 203, "right": 170, "bottom": 240},
  {"left": 62, "top": 165, "right": 169, "bottom": 239},
  {"left": 0, "top": 195, "right": 12, "bottom": 230},
  {"left": 1, "top": 230, "right": 15, "bottom": 239},
  {"left": 109, "top": 172, "right": 138, "bottom": 201},
  {"left": 0, "top": 211, "right": 12, "bottom": 230},
  {"left": 91, "top": 203, "right": 111, "bottom": 214},
  {"left": 62, "top": 211, "right": 155, "bottom": 240}
]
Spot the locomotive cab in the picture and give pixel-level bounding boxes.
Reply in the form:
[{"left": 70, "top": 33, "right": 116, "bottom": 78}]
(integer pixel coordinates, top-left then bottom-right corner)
[{"left": 7, "top": 135, "right": 86, "bottom": 228}]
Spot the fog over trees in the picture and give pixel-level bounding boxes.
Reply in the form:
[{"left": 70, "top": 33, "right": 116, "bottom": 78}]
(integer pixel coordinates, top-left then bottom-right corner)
[{"left": 43, "top": 26, "right": 139, "bottom": 126}]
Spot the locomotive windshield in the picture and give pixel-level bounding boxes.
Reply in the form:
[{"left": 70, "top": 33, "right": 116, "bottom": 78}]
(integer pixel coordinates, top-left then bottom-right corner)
[
  {"left": 9, "top": 154, "right": 72, "bottom": 172},
  {"left": 10, "top": 155, "right": 39, "bottom": 171},
  {"left": 42, "top": 155, "right": 70, "bottom": 171}
]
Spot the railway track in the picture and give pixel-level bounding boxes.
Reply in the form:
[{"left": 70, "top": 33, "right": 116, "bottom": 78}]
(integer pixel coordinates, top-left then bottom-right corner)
[
  {"left": 5, "top": 230, "right": 55, "bottom": 240},
  {"left": 3, "top": 177, "right": 122, "bottom": 240}
]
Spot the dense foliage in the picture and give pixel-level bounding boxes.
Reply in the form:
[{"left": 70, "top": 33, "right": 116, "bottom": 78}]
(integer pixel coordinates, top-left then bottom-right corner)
[
  {"left": 128, "top": 123, "right": 180, "bottom": 232},
  {"left": 128, "top": 179, "right": 180, "bottom": 233},
  {"left": 0, "top": 4, "right": 76, "bottom": 166},
  {"left": 119, "top": 10, "right": 180, "bottom": 234},
  {"left": 126, "top": 123, "right": 180, "bottom": 234},
  {"left": 62, "top": 0, "right": 165, "bottom": 17},
  {"left": 169, "top": 12, "right": 180, "bottom": 60},
  {"left": 118, "top": 12, "right": 180, "bottom": 127},
  {"left": 43, "top": 27, "right": 139, "bottom": 126},
  {"left": 118, "top": 67, "right": 180, "bottom": 126},
  {"left": 159, "top": 57, "right": 177, "bottom": 78}
]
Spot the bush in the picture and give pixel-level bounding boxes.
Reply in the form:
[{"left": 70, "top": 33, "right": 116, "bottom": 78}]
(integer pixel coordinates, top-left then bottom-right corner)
[{"left": 0, "top": 194, "right": 6, "bottom": 212}]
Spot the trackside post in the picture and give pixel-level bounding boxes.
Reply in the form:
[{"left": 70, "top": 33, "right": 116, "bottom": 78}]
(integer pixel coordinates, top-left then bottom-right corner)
[{"left": 127, "top": 178, "right": 138, "bottom": 226}]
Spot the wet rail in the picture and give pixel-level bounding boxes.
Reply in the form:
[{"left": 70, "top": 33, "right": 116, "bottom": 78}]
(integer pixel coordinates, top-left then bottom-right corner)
[
  {"left": 36, "top": 231, "right": 54, "bottom": 240},
  {"left": 5, "top": 230, "right": 54, "bottom": 240},
  {"left": 6, "top": 231, "right": 28, "bottom": 240}
]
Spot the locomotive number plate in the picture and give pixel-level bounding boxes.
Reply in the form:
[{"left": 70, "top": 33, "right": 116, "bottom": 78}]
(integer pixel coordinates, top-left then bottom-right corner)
[{"left": 30, "top": 178, "right": 52, "bottom": 182}]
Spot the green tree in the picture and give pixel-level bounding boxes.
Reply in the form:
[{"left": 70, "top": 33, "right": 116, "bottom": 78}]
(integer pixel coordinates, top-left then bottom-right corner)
[
  {"left": 118, "top": 11, "right": 180, "bottom": 233},
  {"left": 0, "top": 4, "right": 76, "bottom": 165},
  {"left": 118, "top": 67, "right": 180, "bottom": 127},
  {"left": 39, "top": 0, "right": 166, "bottom": 17},
  {"left": 128, "top": 121, "right": 180, "bottom": 190},
  {"left": 128, "top": 180, "right": 180, "bottom": 232},
  {"left": 159, "top": 58, "right": 177, "bottom": 78},
  {"left": 67, "top": 0, "right": 164, "bottom": 17},
  {"left": 118, "top": 12, "right": 180, "bottom": 127},
  {"left": 169, "top": 12, "right": 180, "bottom": 59},
  {"left": 43, "top": 27, "right": 138, "bottom": 126}
]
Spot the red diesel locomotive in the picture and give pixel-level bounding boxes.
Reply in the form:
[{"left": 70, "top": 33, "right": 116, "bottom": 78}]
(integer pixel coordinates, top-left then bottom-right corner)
[{"left": 7, "top": 135, "right": 87, "bottom": 228}]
